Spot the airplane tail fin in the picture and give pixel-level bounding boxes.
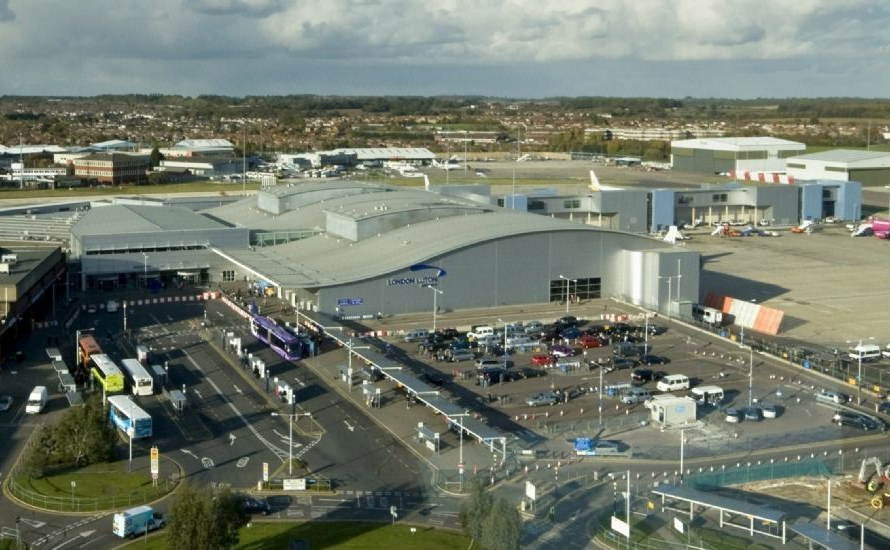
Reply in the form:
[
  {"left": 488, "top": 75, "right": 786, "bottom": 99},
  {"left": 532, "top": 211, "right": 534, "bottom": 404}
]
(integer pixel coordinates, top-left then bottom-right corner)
[{"left": 589, "top": 170, "right": 601, "bottom": 191}]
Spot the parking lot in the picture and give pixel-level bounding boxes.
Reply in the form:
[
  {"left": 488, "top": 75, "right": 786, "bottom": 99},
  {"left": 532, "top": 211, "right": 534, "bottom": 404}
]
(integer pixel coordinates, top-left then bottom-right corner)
[{"left": 361, "top": 296, "right": 890, "bottom": 465}]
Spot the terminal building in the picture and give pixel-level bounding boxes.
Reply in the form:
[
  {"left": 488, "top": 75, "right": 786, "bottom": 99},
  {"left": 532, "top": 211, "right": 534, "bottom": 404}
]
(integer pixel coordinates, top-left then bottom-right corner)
[{"left": 67, "top": 181, "right": 701, "bottom": 319}]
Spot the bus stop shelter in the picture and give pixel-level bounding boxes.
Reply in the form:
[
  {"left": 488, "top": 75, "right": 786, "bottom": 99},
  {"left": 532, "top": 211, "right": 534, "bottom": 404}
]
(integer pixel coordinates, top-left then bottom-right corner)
[{"left": 651, "top": 484, "right": 787, "bottom": 543}]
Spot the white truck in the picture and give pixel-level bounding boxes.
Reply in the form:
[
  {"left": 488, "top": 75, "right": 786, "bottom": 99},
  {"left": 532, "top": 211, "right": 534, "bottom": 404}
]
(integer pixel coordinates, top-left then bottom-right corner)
[{"left": 112, "top": 505, "right": 166, "bottom": 538}]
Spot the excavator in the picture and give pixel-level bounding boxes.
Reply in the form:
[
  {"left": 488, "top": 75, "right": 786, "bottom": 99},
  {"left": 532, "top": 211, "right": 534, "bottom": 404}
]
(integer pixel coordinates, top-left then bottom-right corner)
[{"left": 856, "top": 457, "right": 890, "bottom": 509}]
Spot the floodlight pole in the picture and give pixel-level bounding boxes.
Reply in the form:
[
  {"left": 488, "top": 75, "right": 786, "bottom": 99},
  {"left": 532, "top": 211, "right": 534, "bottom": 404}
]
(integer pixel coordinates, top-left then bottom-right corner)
[{"left": 272, "top": 411, "right": 312, "bottom": 475}]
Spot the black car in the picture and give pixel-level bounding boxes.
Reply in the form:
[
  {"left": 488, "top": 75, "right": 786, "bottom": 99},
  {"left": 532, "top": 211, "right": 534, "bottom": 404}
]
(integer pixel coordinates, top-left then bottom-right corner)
[
  {"left": 639, "top": 354, "right": 669, "bottom": 366},
  {"left": 612, "top": 357, "right": 638, "bottom": 370},
  {"left": 833, "top": 411, "right": 882, "bottom": 431},
  {"left": 631, "top": 369, "right": 653, "bottom": 383},
  {"left": 556, "top": 315, "right": 579, "bottom": 327},
  {"left": 438, "top": 328, "right": 462, "bottom": 340},
  {"left": 504, "top": 367, "right": 547, "bottom": 381},
  {"left": 236, "top": 496, "right": 271, "bottom": 515}
]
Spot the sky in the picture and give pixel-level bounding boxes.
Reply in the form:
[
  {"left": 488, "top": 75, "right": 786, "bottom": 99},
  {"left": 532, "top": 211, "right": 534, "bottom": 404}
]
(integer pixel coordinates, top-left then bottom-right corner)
[{"left": 0, "top": 0, "right": 889, "bottom": 98}]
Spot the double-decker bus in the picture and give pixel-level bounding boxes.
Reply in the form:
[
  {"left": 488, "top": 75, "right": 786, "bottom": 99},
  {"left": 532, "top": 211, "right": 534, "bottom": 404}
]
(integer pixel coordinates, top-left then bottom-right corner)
[
  {"left": 91, "top": 353, "right": 125, "bottom": 394},
  {"left": 249, "top": 315, "right": 303, "bottom": 361},
  {"left": 120, "top": 358, "right": 154, "bottom": 397},
  {"left": 107, "top": 395, "right": 152, "bottom": 439}
]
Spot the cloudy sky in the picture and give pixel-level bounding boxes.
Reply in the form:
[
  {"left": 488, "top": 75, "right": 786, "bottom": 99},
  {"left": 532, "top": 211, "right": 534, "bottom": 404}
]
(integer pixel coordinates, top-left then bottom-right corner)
[{"left": 0, "top": 0, "right": 888, "bottom": 98}]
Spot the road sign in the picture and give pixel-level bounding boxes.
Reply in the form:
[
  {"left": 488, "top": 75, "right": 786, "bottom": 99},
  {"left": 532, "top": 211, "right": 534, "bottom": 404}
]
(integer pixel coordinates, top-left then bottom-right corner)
[
  {"left": 150, "top": 446, "right": 159, "bottom": 476},
  {"left": 263, "top": 462, "right": 269, "bottom": 482}
]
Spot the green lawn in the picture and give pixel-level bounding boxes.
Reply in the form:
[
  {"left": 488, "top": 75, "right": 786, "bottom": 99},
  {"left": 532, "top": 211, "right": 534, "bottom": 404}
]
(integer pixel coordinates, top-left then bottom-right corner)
[
  {"left": 0, "top": 181, "right": 262, "bottom": 200},
  {"left": 125, "top": 522, "right": 475, "bottom": 550},
  {"left": 11, "top": 461, "right": 173, "bottom": 512}
]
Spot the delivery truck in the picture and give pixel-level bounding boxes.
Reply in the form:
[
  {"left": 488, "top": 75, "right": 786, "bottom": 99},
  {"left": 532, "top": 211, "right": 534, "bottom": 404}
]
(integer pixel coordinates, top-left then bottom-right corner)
[{"left": 112, "top": 505, "right": 166, "bottom": 538}]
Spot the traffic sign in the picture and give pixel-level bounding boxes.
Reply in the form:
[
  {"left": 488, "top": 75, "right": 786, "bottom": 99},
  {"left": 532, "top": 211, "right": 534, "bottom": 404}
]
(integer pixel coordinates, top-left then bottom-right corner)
[{"left": 150, "top": 446, "right": 159, "bottom": 476}]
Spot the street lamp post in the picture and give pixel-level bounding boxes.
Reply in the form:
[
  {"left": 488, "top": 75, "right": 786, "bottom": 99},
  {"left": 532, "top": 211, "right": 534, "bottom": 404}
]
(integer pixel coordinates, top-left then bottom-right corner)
[
  {"left": 271, "top": 411, "right": 312, "bottom": 476},
  {"left": 424, "top": 285, "right": 444, "bottom": 332},
  {"left": 848, "top": 337, "right": 875, "bottom": 405},
  {"left": 498, "top": 318, "right": 509, "bottom": 370},
  {"left": 346, "top": 339, "right": 370, "bottom": 391},
  {"left": 142, "top": 253, "right": 148, "bottom": 288},
  {"left": 558, "top": 275, "right": 576, "bottom": 314}
]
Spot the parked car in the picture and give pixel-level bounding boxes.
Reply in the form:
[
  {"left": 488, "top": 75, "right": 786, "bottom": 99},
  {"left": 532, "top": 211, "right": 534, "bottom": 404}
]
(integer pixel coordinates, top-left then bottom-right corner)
[
  {"left": 526, "top": 392, "right": 559, "bottom": 407},
  {"left": 531, "top": 354, "right": 556, "bottom": 367},
  {"left": 476, "top": 358, "right": 504, "bottom": 369},
  {"left": 448, "top": 349, "right": 475, "bottom": 362},
  {"left": 559, "top": 326, "right": 582, "bottom": 340},
  {"left": 815, "top": 390, "right": 850, "bottom": 405},
  {"left": 612, "top": 357, "right": 638, "bottom": 370},
  {"left": 87, "top": 304, "right": 98, "bottom": 314},
  {"left": 878, "top": 402, "right": 890, "bottom": 415},
  {"left": 549, "top": 344, "right": 575, "bottom": 358},
  {"left": 236, "top": 496, "right": 271, "bottom": 515},
  {"left": 833, "top": 411, "right": 882, "bottom": 431},
  {"left": 579, "top": 335, "right": 603, "bottom": 348},
  {"left": 438, "top": 328, "right": 462, "bottom": 340},
  {"left": 724, "top": 408, "right": 744, "bottom": 423},
  {"left": 761, "top": 402, "right": 778, "bottom": 419},
  {"left": 556, "top": 315, "right": 578, "bottom": 327},
  {"left": 0, "top": 395, "right": 12, "bottom": 412},
  {"left": 505, "top": 367, "right": 547, "bottom": 382},
  {"left": 744, "top": 406, "right": 763, "bottom": 421},
  {"left": 639, "top": 354, "right": 669, "bottom": 366},
  {"left": 631, "top": 369, "right": 654, "bottom": 383},
  {"left": 523, "top": 320, "right": 544, "bottom": 334}
]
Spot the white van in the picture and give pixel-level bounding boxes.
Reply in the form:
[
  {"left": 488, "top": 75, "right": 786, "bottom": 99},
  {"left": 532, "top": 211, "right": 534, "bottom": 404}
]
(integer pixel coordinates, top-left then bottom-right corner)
[
  {"left": 689, "top": 385, "right": 724, "bottom": 406},
  {"left": 468, "top": 326, "right": 495, "bottom": 340},
  {"left": 656, "top": 374, "right": 690, "bottom": 392},
  {"left": 25, "top": 386, "right": 48, "bottom": 414},
  {"left": 692, "top": 304, "right": 723, "bottom": 326},
  {"left": 849, "top": 344, "right": 882, "bottom": 362},
  {"left": 403, "top": 329, "right": 430, "bottom": 343}
]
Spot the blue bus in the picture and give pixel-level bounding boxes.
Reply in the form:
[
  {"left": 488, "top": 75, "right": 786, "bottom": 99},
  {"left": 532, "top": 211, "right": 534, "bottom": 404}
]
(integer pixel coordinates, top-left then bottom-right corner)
[
  {"left": 107, "top": 395, "right": 152, "bottom": 439},
  {"left": 250, "top": 315, "right": 304, "bottom": 361}
]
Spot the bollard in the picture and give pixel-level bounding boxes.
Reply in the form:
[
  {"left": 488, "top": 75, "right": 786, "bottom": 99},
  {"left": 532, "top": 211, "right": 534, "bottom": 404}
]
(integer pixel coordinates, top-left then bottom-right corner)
[{"left": 580, "top": 408, "right": 584, "bottom": 415}]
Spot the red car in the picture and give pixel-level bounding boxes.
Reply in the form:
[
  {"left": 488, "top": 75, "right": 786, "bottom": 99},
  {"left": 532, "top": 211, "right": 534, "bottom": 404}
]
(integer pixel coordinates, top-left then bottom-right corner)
[
  {"left": 531, "top": 355, "right": 556, "bottom": 367},
  {"left": 579, "top": 335, "right": 603, "bottom": 349}
]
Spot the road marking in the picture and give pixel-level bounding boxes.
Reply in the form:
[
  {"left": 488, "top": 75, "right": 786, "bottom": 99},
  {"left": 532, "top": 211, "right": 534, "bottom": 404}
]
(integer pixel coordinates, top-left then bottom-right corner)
[
  {"left": 193, "top": 389, "right": 203, "bottom": 399},
  {"left": 49, "top": 530, "right": 96, "bottom": 550},
  {"left": 229, "top": 433, "right": 237, "bottom": 446},
  {"left": 234, "top": 384, "right": 243, "bottom": 394},
  {"left": 344, "top": 421, "right": 355, "bottom": 432},
  {"left": 18, "top": 518, "right": 46, "bottom": 528},
  {"left": 202, "top": 457, "right": 215, "bottom": 469},
  {"left": 181, "top": 449, "right": 199, "bottom": 460},
  {"left": 294, "top": 377, "right": 306, "bottom": 388},
  {"left": 182, "top": 350, "right": 290, "bottom": 462},
  {"left": 237, "top": 457, "right": 250, "bottom": 468}
]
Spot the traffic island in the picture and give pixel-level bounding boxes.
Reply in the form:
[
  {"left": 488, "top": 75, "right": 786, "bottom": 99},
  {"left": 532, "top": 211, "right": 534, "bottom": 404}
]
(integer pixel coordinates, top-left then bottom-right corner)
[{"left": 5, "top": 457, "right": 181, "bottom": 514}]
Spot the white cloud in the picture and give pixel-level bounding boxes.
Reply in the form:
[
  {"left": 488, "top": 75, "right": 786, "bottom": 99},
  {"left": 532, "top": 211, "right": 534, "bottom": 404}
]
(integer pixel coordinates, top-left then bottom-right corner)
[{"left": 0, "top": 0, "right": 888, "bottom": 96}]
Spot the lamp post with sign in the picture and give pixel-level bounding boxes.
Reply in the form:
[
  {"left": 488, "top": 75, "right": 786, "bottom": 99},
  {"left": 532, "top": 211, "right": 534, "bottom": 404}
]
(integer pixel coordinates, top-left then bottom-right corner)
[
  {"left": 423, "top": 285, "right": 444, "bottom": 332},
  {"left": 271, "top": 411, "right": 312, "bottom": 475}
]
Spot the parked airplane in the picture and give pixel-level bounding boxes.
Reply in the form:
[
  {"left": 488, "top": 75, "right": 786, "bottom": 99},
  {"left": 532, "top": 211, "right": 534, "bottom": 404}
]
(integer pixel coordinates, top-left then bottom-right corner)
[{"left": 790, "top": 220, "right": 818, "bottom": 234}]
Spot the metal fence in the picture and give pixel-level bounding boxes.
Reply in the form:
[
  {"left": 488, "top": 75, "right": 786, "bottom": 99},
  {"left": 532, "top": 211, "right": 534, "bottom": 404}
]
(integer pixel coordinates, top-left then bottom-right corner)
[{"left": 8, "top": 473, "right": 178, "bottom": 513}]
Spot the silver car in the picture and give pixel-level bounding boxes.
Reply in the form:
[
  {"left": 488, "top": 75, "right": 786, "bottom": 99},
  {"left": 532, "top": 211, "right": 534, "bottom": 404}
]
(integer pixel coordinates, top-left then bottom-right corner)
[
  {"left": 526, "top": 392, "right": 558, "bottom": 407},
  {"left": 449, "top": 349, "right": 474, "bottom": 362}
]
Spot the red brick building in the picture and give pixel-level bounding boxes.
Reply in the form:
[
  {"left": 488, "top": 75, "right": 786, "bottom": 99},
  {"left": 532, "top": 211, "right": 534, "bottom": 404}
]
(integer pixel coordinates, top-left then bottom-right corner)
[{"left": 74, "top": 153, "right": 150, "bottom": 184}]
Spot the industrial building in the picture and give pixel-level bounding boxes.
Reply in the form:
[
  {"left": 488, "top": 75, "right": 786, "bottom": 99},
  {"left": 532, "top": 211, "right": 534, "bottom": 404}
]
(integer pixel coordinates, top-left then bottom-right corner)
[
  {"left": 671, "top": 137, "right": 806, "bottom": 175},
  {"left": 67, "top": 181, "right": 700, "bottom": 319},
  {"left": 785, "top": 149, "right": 890, "bottom": 186},
  {"left": 160, "top": 139, "right": 235, "bottom": 159},
  {"left": 279, "top": 148, "right": 436, "bottom": 169},
  {"left": 156, "top": 157, "right": 240, "bottom": 177},
  {"left": 73, "top": 153, "right": 151, "bottom": 185}
]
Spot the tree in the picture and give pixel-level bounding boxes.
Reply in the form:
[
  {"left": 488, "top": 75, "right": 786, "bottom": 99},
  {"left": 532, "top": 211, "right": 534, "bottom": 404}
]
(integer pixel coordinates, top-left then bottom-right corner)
[
  {"left": 166, "top": 484, "right": 244, "bottom": 550},
  {"left": 480, "top": 497, "right": 522, "bottom": 550},
  {"left": 459, "top": 478, "right": 494, "bottom": 541},
  {"left": 149, "top": 147, "right": 164, "bottom": 168},
  {"left": 20, "top": 425, "right": 57, "bottom": 478},
  {"left": 53, "top": 395, "right": 115, "bottom": 466}
]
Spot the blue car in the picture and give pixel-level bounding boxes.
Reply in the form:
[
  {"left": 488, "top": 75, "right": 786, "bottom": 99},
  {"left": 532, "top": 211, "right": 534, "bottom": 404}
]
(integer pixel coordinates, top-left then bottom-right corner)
[{"left": 560, "top": 326, "right": 582, "bottom": 339}]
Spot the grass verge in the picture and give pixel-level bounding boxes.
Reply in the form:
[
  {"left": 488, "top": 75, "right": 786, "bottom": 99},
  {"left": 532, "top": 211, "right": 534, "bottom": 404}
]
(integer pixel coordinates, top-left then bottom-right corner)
[
  {"left": 10, "top": 461, "right": 174, "bottom": 513},
  {"left": 123, "top": 522, "right": 474, "bottom": 550}
]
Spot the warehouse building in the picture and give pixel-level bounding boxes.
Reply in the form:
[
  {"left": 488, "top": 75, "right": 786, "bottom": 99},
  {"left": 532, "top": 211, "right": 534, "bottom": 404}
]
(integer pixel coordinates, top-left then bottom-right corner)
[
  {"left": 68, "top": 181, "right": 700, "bottom": 318},
  {"left": 671, "top": 137, "right": 805, "bottom": 175},
  {"left": 785, "top": 149, "right": 890, "bottom": 186}
]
